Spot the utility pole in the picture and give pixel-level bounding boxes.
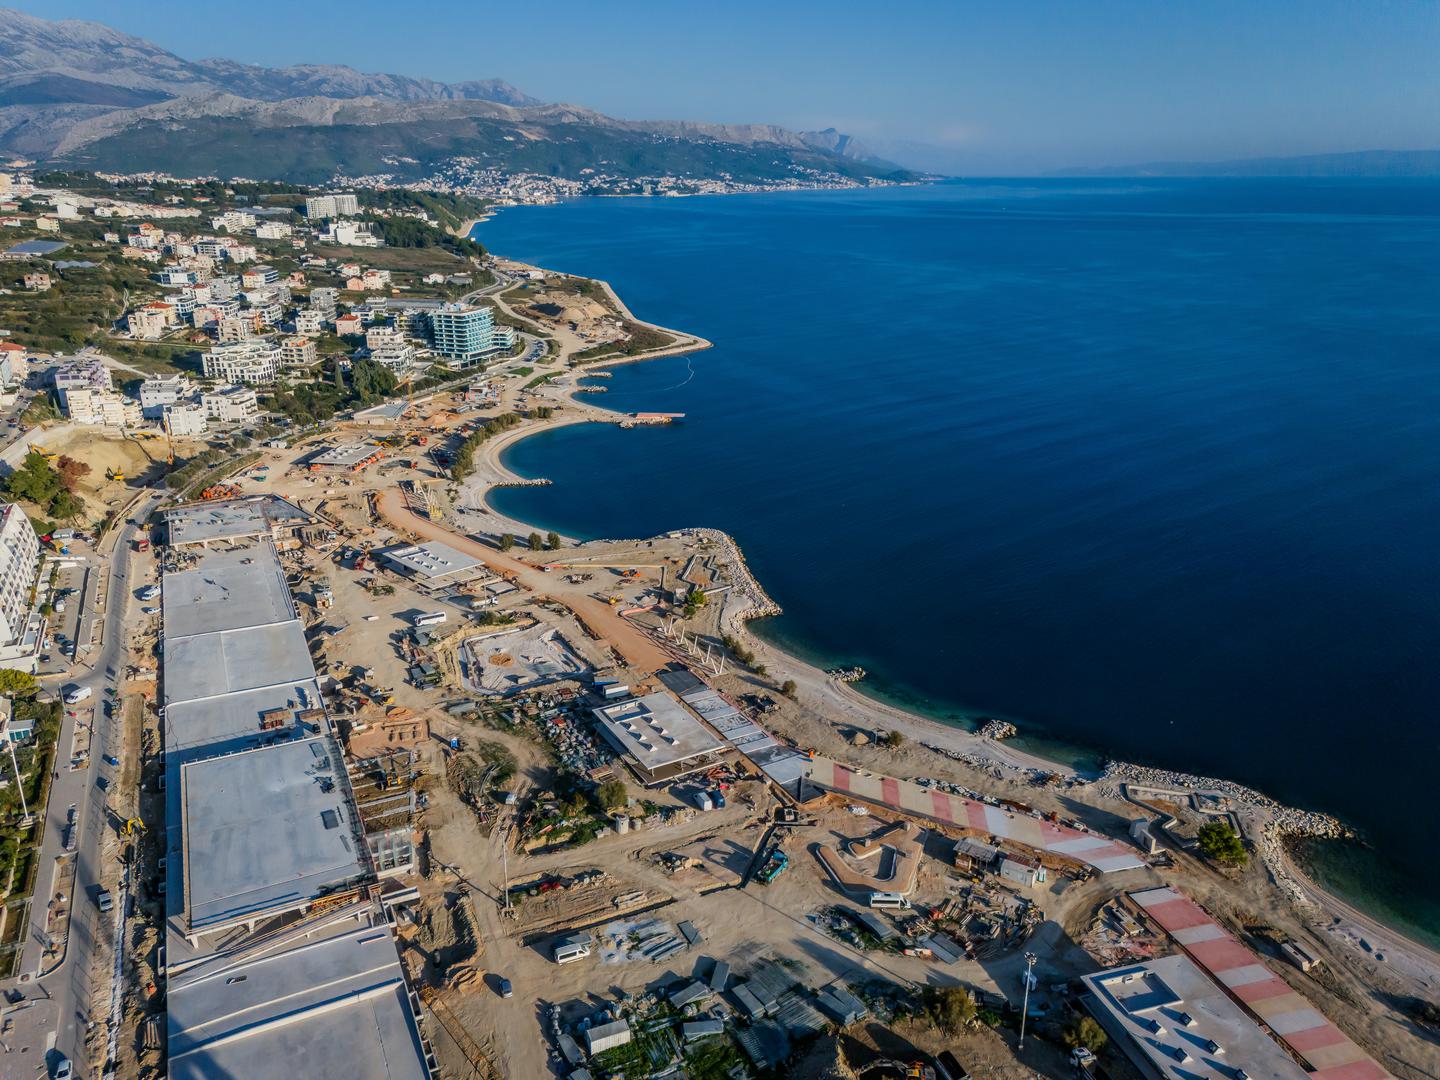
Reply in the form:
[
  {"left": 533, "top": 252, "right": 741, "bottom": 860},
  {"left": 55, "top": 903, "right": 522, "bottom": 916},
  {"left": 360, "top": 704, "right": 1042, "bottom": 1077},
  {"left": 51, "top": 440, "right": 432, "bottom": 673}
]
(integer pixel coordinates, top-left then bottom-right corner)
[
  {"left": 1018, "top": 951, "right": 1037, "bottom": 1052},
  {"left": 499, "top": 818, "right": 512, "bottom": 915}
]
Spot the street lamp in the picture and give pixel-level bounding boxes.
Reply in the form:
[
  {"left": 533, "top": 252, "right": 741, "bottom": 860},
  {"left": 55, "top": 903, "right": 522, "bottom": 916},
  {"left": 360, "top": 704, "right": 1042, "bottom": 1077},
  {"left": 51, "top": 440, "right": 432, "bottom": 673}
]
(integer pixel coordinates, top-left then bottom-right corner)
[
  {"left": 6, "top": 737, "right": 32, "bottom": 827},
  {"left": 1018, "top": 951, "right": 1038, "bottom": 1052}
]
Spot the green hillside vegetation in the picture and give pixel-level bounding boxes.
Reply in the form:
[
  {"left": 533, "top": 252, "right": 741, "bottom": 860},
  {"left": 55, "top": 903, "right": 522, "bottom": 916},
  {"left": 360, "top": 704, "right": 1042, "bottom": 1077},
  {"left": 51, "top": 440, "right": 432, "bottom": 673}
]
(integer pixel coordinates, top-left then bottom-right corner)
[{"left": 59, "top": 115, "right": 913, "bottom": 187}]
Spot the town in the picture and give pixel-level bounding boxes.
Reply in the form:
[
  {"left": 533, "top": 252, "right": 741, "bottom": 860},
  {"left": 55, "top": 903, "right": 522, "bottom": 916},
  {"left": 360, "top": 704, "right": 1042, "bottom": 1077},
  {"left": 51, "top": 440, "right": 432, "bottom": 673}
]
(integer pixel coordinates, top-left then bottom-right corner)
[{"left": 0, "top": 166, "right": 1426, "bottom": 1080}]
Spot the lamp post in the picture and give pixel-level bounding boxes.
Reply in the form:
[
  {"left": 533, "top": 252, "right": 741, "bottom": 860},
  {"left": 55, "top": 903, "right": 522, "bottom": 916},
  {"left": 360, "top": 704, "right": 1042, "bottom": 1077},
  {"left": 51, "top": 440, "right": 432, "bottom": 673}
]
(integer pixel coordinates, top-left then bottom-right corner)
[
  {"left": 1018, "top": 951, "right": 1037, "bottom": 1052},
  {"left": 7, "top": 737, "right": 31, "bottom": 827}
]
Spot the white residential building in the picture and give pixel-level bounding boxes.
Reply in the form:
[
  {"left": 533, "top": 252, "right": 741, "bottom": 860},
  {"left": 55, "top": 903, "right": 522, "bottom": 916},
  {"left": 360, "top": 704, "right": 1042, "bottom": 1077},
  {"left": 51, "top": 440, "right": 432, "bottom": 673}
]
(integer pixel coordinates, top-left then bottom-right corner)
[
  {"left": 0, "top": 343, "right": 28, "bottom": 388},
  {"left": 63, "top": 387, "right": 142, "bottom": 427},
  {"left": 164, "top": 402, "right": 209, "bottom": 437},
  {"left": 304, "top": 193, "right": 360, "bottom": 219},
  {"left": 203, "top": 340, "right": 281, "bottom": 385},
  {"left": 52, "top": 359, "right": 112, "bottom": 409},
  {"left": 139, "top": 374, "right": 192, "bottom": 419},
  {"left": 202, "top": 385, "right": 260, "bottom": 422},
  {"left": 254, "top": 221, "right": 292, "bottom": 240},
  {"left": 0, "top": 503, "right": 40, "bottom": 666},
  {"left": 294, "top": 309, "right": 327, "bottom": 336},
  {"left": 280, "top": 337, "right": 318, "bottom": 368},
  {"left": 323, "top": 222, "right": 382, "bottom": 247},
  {"left": 127, "top": 301, "right": 178, "bottom": 340}
]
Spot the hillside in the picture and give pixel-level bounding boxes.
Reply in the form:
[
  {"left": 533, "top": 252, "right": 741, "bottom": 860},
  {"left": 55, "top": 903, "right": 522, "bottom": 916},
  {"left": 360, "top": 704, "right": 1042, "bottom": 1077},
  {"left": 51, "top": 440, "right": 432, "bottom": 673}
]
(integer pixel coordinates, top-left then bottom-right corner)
[{"left": 0, "top": 8, "right": 910, "bottom": 188}]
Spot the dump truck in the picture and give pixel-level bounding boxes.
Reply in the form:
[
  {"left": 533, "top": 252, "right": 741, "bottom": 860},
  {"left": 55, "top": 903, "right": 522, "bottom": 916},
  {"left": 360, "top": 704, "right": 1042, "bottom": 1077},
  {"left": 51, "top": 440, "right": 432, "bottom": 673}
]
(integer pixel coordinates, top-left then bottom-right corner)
[{"left": 756, "top": 847, "right": 788, "bottom": 885}]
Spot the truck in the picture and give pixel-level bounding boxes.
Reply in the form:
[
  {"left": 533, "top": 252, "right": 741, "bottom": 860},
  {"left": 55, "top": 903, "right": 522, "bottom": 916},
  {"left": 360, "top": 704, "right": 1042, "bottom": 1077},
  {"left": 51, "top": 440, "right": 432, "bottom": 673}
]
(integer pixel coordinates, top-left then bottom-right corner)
[
  {"left": 755, "top": 847, "right": 788, "bottom": 885},
  {"left": 133, "top": 538, "right": 150, "bottom": 552},
  {"left": 96, "top": 888, "right": 113, "bottom": 913},
  {"left": 694, "top": 791, "right": 713, "bottom": 812},
  {"left": 711, "top": 789, "right": 726, "bottom": 810}
]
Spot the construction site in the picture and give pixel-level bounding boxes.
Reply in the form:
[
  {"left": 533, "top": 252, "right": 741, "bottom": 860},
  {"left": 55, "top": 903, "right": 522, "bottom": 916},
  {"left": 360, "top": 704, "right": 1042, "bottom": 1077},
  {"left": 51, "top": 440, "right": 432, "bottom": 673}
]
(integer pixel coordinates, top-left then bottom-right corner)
[{"left": 94, "top": 372, "right": 1430, "bottom": 1080}]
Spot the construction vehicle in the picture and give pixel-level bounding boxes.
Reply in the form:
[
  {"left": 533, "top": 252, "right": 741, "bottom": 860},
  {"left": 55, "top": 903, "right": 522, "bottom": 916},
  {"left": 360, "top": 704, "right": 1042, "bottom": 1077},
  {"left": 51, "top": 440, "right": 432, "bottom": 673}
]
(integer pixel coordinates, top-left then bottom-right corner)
[
  {"left": 106, "top": 468, "right": 126, "bottom": 482},
  {"left": 120, "top": 817, "right": 146, "bottom": 838},
  {"left": 755, "top": 846, "right": 789, "bottom": 885},
  {"left": 130, "top": 430, "right": 161, "bottom": 440}
]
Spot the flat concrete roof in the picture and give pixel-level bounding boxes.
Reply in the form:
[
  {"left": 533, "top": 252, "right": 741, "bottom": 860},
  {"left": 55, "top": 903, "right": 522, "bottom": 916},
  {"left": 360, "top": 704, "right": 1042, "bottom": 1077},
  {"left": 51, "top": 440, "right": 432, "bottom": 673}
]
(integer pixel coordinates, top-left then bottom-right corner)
[
  {"left": 165, "top": 679, "right": 326, "bottom": 762},
  {"left": 180, "top": 736, "right": 365, "bottom": 932},
  {"left": 592, "top": 692, "right": 722, "bottom": 774},
  {"left": 168, "top": 915, "right": 430, "bottom": 1080},
  {"left": 165, "top": 620, "right": 315, "bottom": 706},
  {"left": 379, "top": 540, "right": 484, "bottom": 581},
  {"left": 309, "top": 442, "right": 382, "bottom": 467},
  {"left": 1082, "top": 955, "right": 1309, "bottom": 1080},
  {"left": 161, "top": 548, "right": 294, "bottom": 638},
  {"left": 166, "top": 495, "right": 311, "bottom": 547},
  {"left": 355, "top": 400, "right": 412, "bottom": 421}
]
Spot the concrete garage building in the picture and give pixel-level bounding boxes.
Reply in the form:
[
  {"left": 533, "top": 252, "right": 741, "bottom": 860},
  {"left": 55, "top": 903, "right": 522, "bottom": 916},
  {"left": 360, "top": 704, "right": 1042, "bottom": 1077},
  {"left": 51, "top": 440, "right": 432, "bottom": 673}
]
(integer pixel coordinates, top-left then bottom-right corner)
[
  {"left": 165, "top": 495, "right": 313, "bottom": 550},
  {"left": 1081, "top": 955, "right": 1309, "bottom": 1080},
  {"left": 592, "top": 691, "right": 725, "bottom": 786},
  {"left": 167, "top": 915, "right": 433, "bottom": 1080},
  {"left": 178, "top": 736, "right": 367, "bottom": 942},
  {"left": 307, "top": 441, "right": 386, "bottom": 472}
]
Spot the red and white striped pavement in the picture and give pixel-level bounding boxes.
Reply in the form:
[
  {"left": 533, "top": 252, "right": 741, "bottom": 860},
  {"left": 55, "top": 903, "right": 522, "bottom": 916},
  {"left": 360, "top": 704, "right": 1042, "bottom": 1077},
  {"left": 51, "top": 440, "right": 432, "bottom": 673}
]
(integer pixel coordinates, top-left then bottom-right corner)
[
  {"left": 804, "top": 755, "right": 1145, "bottom": 873},
  {"left": 1131, "top": 887, "right": 1390, "bottom": 1080}
]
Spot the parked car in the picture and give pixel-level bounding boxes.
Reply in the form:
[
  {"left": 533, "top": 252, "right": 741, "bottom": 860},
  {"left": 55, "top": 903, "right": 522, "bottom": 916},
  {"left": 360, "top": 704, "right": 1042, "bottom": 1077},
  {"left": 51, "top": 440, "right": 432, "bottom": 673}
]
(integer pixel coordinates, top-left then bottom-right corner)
[
  {"left": 497, "top": 977, "right": 513, "bottom": 999},
  {"left": 63, "top": 686, "right": 91, "bottom": 705}
]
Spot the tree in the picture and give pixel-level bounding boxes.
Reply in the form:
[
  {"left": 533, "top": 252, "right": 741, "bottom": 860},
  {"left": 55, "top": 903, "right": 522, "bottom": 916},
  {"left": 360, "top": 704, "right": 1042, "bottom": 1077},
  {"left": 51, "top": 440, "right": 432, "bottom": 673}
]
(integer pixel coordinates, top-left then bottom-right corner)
[
  {"left": 780, "top": 679, "right": 798, "bottom": 699},
  {"left": 498, "top": 533, "right": 515, "bottom": 551},
  {"left": 545, "top": 531, "right": 561, "bottom": 550},
  {"left": 1063, "top": 1016, "right": 1108, "bottom": 1053},
  {"left": 55, "top": 455, "right": 90, "bottom": 492},
  {"left": 48, "top": 489, "right": 85, "bottom": 523},
  {"left": 527, "top": 532, "right": 543, "bottom": 551},
  {"left": 5, "top": 451, "right": 61, "bottom": 506},
  {"left": 595, "top": 778, "right": 628, "bottom": 811},
  {"left": 882, "top": 730, "right": 906, "bottom": 749},
  {"left": 1197, "top": 820, "right": 1248, "bottom": 866},
  {"left": 923, "top": 985, "right": 977, "bottom": 1033},
  {"left": 0, "top": 669, "right": 37, "bottom": 696}
]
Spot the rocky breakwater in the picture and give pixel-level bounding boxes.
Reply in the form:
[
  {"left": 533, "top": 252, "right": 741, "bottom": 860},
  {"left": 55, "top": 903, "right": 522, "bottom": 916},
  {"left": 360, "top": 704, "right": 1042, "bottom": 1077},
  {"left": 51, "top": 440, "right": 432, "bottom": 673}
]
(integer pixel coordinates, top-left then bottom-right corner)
[
  {"left": 1099, "top": 760, "right": 1354, "bottom": 906},
  {"left": 978, "top": 718, "right": 1018, "bottom": 740},
  {"left": 688, "top": 527, "right": 783, "bottom": 624}
]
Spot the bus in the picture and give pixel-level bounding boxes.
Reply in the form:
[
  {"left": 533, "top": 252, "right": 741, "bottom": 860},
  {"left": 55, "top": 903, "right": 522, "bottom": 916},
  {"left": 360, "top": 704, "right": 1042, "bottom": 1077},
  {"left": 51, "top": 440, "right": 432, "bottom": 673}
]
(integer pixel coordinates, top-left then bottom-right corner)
[
  {"left": 868, "top": 892, "right": 912, "bottom": 910},
  {"left": 413, "top": 611, "right": 448, "bottom": 627}
]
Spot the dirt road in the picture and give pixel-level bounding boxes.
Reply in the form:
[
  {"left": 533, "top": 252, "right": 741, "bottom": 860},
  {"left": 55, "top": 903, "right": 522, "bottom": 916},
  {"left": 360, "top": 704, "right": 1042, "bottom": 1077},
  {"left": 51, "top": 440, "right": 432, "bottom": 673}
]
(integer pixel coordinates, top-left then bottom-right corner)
[{"left": 375, "top": 488, "right": 675, "bottom": 676}]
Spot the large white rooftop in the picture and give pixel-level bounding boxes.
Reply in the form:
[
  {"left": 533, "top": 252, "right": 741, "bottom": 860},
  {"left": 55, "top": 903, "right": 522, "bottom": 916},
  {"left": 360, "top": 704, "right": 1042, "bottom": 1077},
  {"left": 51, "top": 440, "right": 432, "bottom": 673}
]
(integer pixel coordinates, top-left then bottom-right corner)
[
  {"left": 180, "top": 736, "right": 366, "bottom": 933},
  {"left": 168, "top": 914, "right": 431, "bottom": 1080},
  {"left": 1082, "top": 954, "right": 1309, "bottom": 1080},
  {"left": 592, "top": 691, "right": 723, "bottom": 775},
  {"left": 165, "top": 494, "right": 311, "bottom": 547},
  {"left": 379, "top": 540, "right": 485, "bottom": 581}
]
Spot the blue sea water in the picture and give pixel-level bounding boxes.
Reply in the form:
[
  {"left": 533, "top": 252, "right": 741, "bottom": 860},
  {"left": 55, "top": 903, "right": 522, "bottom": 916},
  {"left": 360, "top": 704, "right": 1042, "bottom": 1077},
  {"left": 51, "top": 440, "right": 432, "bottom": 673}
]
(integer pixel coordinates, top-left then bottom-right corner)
[{"left": 478, "top": 180, "right": 1440, "bottom": 946}]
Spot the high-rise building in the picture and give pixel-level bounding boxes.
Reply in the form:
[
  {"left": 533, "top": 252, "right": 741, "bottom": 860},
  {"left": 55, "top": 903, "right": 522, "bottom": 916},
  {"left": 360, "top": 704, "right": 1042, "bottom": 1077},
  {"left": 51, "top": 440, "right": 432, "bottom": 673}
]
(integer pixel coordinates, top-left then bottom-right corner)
[
  {"left": 0, "top": 503, "right": 39, "bottom": 646},
  {"left": 304, "top": 193, "right": 360, "bottom": 219},
  {"left": 429, "top": 303, "right": 495, "bottom": 368}
]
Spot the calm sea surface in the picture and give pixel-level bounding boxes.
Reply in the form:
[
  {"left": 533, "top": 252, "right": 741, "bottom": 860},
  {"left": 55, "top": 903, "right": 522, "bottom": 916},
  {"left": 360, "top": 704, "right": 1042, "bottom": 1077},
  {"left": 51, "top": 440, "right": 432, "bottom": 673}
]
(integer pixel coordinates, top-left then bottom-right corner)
[{"left": 478, "top": 180, "right": 1440, "bottom": 946}]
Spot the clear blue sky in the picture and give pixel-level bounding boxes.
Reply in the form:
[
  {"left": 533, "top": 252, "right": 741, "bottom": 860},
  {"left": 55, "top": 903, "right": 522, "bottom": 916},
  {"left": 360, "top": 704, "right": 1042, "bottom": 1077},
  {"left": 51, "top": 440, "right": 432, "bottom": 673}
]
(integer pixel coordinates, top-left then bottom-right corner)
[{"left": 14, "top": 0, "right": 1440, "bottom": 172}]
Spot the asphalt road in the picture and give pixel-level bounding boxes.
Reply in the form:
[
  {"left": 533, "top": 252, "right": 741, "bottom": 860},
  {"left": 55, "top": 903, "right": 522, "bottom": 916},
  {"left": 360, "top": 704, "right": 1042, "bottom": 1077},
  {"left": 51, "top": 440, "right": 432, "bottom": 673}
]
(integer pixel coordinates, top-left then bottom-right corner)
[{"left": 3, "top": 489, "right": 162, "bottom": 1079}]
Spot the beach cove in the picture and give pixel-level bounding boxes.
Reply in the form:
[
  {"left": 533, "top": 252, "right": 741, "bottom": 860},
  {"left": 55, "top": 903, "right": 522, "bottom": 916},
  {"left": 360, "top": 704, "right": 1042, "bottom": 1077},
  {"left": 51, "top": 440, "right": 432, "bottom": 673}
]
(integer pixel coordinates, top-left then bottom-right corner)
[{"left": 472, "top": 178, "right": 1440, "bottom": 958}]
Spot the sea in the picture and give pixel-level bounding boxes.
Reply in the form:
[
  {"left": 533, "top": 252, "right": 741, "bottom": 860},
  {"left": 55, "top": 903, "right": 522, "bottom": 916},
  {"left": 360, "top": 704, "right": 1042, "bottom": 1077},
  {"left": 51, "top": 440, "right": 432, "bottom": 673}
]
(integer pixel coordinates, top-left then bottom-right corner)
[{"left": 477, "top": 179, "right": 1440, "bottom": 948}]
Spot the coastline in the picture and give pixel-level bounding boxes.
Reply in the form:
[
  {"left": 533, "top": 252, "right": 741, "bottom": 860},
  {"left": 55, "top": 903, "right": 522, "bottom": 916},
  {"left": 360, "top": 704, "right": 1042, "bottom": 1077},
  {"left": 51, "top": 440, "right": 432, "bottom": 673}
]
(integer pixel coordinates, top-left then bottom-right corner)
[{"left": 463, "top": 243, "right": 1440, "bottom": 991}]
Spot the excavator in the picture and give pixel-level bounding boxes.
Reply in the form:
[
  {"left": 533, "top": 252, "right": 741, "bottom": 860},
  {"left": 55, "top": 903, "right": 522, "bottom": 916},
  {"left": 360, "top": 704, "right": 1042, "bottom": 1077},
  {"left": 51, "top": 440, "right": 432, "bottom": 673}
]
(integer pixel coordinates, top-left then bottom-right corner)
[
  {"left": 120, "top": 817, "right": 146, "bottom": 838},
  {"left": 106, "top": 468, "right": 126, "bottom": 482}
]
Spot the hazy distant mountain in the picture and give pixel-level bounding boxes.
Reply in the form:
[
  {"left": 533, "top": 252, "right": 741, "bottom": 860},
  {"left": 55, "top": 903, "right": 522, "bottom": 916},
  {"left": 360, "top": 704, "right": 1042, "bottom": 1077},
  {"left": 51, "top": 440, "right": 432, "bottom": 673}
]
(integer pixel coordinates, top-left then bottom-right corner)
[
  {"left": 0, "top": 7, "right": 909, "bottom": 186},
  {"left": 1056, "top": 149, "right": 1440, "bottom": 178}
]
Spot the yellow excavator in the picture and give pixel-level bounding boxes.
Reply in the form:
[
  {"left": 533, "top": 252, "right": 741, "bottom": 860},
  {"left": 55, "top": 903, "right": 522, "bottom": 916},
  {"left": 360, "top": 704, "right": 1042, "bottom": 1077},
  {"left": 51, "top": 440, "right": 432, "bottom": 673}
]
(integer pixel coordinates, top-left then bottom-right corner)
[
  {"left": 120, "top": 817, "right": 146, "bottom": 838},
  {"left": 106, "top": 468, "right": 126, "bottom": 482}
]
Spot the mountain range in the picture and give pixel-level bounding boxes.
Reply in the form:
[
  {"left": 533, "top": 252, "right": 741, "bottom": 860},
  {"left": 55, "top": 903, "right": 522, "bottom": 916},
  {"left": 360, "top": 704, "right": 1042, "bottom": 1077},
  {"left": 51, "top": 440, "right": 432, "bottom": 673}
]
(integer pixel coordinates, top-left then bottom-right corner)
[{"left": 0, "top": 8, "right": 910, "bottom": 187}]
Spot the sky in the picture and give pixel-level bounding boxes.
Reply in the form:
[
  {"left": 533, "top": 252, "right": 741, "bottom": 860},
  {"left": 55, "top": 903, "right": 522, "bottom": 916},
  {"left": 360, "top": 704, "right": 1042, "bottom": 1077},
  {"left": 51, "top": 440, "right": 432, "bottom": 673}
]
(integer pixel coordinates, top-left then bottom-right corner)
[{"left": 12, "top": 0, "right": 1440, "bottom": 173}]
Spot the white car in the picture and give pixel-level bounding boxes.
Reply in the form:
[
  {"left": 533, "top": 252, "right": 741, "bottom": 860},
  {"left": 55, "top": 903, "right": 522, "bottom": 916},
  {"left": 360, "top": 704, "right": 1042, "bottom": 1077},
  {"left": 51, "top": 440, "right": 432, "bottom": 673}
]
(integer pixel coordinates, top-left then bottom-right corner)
[
  {"left": 54, "top": 1057, "right": 73, "bottom": 1080},
  {"left": 63, "top": 686, "right": 92, "bottom": 705}
]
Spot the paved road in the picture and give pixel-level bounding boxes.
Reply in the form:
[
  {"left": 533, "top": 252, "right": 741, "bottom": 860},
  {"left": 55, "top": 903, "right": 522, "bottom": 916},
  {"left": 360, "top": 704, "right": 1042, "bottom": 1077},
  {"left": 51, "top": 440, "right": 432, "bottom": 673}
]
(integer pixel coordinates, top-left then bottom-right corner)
[{"left": 2, "top": 490, "right": 163, "bottom": 1079}]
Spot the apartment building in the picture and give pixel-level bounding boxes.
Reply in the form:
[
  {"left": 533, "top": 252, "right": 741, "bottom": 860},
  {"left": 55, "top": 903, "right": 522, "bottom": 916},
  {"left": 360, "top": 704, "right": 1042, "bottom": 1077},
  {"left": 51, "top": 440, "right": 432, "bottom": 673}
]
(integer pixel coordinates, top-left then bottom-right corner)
[
  {"left": 63, "top": 387, "right": 142, "bottom": 427},
  {"left": 280, "top": 337, "right": 318, "bottom": 368},
  {"left": 202, "top": 385, "right": 261, "bottom": 423},
  {"left": 127, "top": 301, "right": 178, "bottom": 340},
  {"left": 139, "top": 374, "right": 193, "bottom": 419},
  {"left": 164, "top": 402, "right": 209, "bottom": 437},
  {"left": 0, "top": 503, "right": 39, "bottom": 667},
  {"left": 294, "top": 309, "right": 326, "bottom": 336},
  {"left": 202, "top": 340, "right": 281, "bottom": 385},
  {"left": 52, "top": 359, "right": 112, "bottom": 409},
  {"left": 429, "top": 303, "right": 495, "bottom": 367},
  {"left": 304, "top": 193, "right": 360, "bottom": 218}
]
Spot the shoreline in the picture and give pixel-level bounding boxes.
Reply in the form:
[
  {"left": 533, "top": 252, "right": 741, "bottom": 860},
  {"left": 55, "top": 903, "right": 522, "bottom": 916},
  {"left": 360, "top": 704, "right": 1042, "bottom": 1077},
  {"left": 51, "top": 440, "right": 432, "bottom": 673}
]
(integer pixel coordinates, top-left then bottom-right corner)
[{"left": 464, "top": 245, "right": 1440, "bottom": 985}]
